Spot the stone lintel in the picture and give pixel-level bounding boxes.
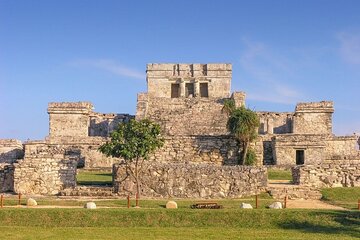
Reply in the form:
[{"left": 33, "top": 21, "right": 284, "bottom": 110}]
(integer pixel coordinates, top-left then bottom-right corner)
[
  {"left": 48, "top": 102, "right": 94, "bottom": 114},
  {"left": 0, "top": 139, "right": 22, "bottom": 146},
  {"left": 295, "top": 101, "right": 334, "bottom": 113}
]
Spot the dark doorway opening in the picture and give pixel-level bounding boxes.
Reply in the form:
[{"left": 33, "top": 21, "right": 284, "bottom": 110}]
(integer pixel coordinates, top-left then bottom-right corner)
[
  {"left": 200, "top": 83, "right": 209, "bottom": 97},
  {"left": 296, "top": 150, "right": 305, "bottom": 165},
  {"left": 185, "top": 83, "right": 194, "bottom": 97},
  {"left": 171, "top": 83, "right": 180, "bottom": 98}
]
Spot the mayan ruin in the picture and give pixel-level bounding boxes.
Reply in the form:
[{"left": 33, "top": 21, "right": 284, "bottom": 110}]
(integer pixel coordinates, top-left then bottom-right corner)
[{"left": 0, "top": 63, "right": 359, "bottom": 199}]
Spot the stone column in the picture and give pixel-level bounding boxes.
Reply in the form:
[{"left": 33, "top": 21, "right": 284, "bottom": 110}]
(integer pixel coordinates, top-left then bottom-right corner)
[
  {"left": 267, "top": 118, "right": 274, "bottom": 134},
  {"left": 194, "top": 80, "right": 200, "bottom": 97},
  {"left": 180, "top": 79, "right": 185, "bottom": 97}
]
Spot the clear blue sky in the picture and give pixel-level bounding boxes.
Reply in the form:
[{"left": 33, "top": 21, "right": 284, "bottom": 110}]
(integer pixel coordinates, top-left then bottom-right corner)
[{"left": 1, "top": 0, "right": 360, "bottom": 141}]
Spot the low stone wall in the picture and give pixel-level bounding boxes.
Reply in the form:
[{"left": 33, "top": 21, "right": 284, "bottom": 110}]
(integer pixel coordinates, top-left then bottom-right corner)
[
  {"left": 13, "top": 155, "right": 77, "bottom": 195},
  {"left": 292, "top": 163, "right": 360, "bottom": 188},
  {"left": 113, "top": 162, "right": 267, "bottom": 198},
  {"left": 0, "top": 163, "right": 14, "bottom": 192}
]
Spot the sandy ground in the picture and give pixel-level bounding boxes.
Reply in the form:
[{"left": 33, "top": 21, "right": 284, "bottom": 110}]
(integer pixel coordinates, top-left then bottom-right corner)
[{"left": 286, "top": 199, "right": 345, "bottom": 210}]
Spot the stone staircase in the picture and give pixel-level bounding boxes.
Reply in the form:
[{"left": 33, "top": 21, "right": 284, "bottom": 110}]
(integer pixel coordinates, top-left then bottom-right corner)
[
  {"left": 59, "top": 185, "right": 116, "bottom": 197},
  {"left": 266, "top": 180, "right": 322, "bottom": 200}
]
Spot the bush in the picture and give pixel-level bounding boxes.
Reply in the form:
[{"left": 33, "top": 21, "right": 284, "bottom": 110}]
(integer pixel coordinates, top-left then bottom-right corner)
[{"left": 244, "top": 149, "right": 256, "bottom": 165}]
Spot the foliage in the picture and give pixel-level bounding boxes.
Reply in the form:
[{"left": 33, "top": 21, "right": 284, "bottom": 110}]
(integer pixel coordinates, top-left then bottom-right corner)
[
  {"left": 223, "top": 99, "right": 260, "bottom": 165},
  {"left": 99, "top": 119, "right": 164, "bottom": 200},
  {"left": 222, "top": 98, "right": 236, "bottom": 114},
  {"left": 244, "top": 148, "right": 257, "bottom": 165},
  {"left": 99, "top": 119, "right": 164, "bottom": 161}
]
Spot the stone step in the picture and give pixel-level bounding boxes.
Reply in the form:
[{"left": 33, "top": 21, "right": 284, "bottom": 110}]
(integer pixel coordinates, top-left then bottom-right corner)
[
  {"left": 266, "top": 185, "right": 322, "bottom": 200},
  {"left": 59, "top": 185, "right": 116, "bottom": 197}
]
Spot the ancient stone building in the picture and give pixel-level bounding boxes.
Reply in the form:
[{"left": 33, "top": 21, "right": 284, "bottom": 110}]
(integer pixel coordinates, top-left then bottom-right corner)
[
  {"left": 0, "top": 63, "right": 359, "bottom": 196},
  {"left": 258, "top": 101, "right": 358, "bottom": 166}
]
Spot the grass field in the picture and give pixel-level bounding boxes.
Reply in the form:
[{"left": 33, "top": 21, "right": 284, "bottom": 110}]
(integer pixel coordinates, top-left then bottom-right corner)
[
  {"left": 0, "top": 208, "right": 359, "bottom": 239},
  {"left": 3, "top": 171, "right": 358, "bottom": 239},
  {"left": 76, "top": 170, "right": 112, "bottom": 186},
  {"left": 1, "top": 193, "right": 274, "bottom": 209},
  {"left": 267, "top": 169, "right": 293, "bottom": 181},
  {"left": 321, "top": 187, "right": 360, "bottom": 210}
]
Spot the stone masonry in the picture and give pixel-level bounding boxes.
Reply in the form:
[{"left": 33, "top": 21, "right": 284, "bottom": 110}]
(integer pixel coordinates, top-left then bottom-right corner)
[
  {"left": 0, "top": 63, "right": 359, "bottom": 196},
  {"left": 292, "top": 163, "right": 360, "bottom": 188},
  {"left": 0, "top": 163, "right": 14, "bottom": 192},
  {"left": 13, "top": 153, "right": 77, "bottom": 195},
  {"left": 0, "top": 139, "right": 23, "bottom": 164},
  {"left": 113, "top": 161, "right": 267, "bottom": 198}
]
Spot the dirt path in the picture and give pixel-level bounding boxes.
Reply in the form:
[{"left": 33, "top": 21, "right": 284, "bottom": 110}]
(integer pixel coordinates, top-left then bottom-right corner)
[{"left": 286, "top": 199, "right": 346, "bottom": 210}]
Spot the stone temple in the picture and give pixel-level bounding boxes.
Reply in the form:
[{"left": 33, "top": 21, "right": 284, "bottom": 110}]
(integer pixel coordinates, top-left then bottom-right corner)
[{"left": 0, "top": 63, "right": 359, "bottom": 198}]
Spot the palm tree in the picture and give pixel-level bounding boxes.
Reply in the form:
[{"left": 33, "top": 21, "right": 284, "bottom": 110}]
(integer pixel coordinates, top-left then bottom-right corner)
[{"left": 223, "top": 99, "right": 260, "bottom": 165}]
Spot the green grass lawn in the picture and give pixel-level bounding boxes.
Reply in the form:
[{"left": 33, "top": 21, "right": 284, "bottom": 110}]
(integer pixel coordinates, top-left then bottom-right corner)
[
  {"left": 2, "top": 192, "right": 274, "bottom": 209},
  {"left": 267, "top": 169, "right": 292, "bottom": 181},
  {"left": 0, "top": 208, "right": 358, "bottom": 239},
  {"left": 321, "top": 187, "right": 360, "bottom": 210},
  {"left": 76, "top": 170, "right": 112, "bottom": 186}
]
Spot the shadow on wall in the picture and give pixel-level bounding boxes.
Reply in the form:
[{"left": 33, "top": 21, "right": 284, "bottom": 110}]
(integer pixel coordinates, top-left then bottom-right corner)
[
  {"left": 0, "top": 149, "right": 24, "bottom": 163},
  {"left": 58, "top": 159, "right": 77, "bottom": 190},
  {"left": 88, "top": 114, "right": 133, "bottom": 137}
]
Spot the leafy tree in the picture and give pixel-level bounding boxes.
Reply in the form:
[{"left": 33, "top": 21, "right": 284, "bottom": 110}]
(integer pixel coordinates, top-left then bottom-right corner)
[
  {"left": 223, "top": 99, "right": 260, "bottom": 165},
  {"left": 99, "top": 119, "right": 164, "bottom": 203}
]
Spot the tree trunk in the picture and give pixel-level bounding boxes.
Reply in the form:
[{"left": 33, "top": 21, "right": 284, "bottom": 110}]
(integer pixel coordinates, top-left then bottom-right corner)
[
  {"left": 134, "top": 158, "right": 140, "bottom": 206},
  {"left": 241, "top": 141, "right": 249, "bottom": 165}
]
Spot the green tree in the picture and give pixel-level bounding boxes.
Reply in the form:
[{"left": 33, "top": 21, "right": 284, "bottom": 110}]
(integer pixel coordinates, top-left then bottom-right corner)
[
  {"left": 223, "top": 99, "right": 260, "bottom": 165},
  {"left": 99, "top": 119, "right": 164, "bottom": 203}
]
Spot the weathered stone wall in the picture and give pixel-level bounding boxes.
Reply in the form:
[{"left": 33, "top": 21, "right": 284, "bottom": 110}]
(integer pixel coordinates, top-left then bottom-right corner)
[
  {"left": 13, "top": 154, "right": 77, "bottom": 195},
  {"left": 258, "top": 112, "right": 293, "bottom": 134},
  {"left": 0, "top": 163, "right": 14, "bottom": 192},
  {"left": 272, "top": 135, "right": 326, "bottom": 166},
  {"left": 272, "top": 134, "right": 360, "bottom": 166},
  {"left": 146, "top": 63, "right": 232, "bottom": 99},
  {"left": 324, "top": 136, "right": 358, "bottom": 159},
  {"left": 89, "top": 113, "right": 133, "bottom": 137},
  {"left": 292, "top": 163, "right": 360, "bottom": 188},
  {"left": 0, "top": 139, "right": 23, "bottom": 164},
  {"left": 113, "top": 162, "right": 267, "bottom": 198},
  {"left": 149, "top": 136, "right": 240, "bottom": 165},
  {"left": 293, "top": 101, "right": 334, "bottom": 135},
  {"left": 25, "top": 138, "right": 115, "bottom": 169},
  {"left": 48, "top": 102, "right": 93, "bottom": 138},
  {"left": 137, "top": 96, "right": 230, "bottom": 136}
]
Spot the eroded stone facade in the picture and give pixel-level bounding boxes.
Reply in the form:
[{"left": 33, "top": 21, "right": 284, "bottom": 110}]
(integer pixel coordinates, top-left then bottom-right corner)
[
  {"left": 13, "top": 154, "right": 77, "bottom": 195},
  {"left": 292, "top": 163, "right": 360, "bottom": 188},
  {"left": 113, "top": 161, "right": 267, "bottom": 198}
]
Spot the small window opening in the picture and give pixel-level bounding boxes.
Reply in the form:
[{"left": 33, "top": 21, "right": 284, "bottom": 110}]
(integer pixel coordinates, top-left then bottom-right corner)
[
  {"left": 171, "top": 83, "right": 180, "bottom": 98},
  {"left": 185, "top": 83, "right": 194, "bottom": 97},
  {"left": 200, "top": 83, "right": 209, "bottom": 97},
  {"left": 296, "top": 150, "right": 305, "bottom": 165}
]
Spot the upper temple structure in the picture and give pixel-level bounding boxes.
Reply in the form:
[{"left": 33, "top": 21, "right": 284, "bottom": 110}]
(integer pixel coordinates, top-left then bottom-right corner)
[{"left": 1, "top": 63, "right": 359, "bottom": 197}]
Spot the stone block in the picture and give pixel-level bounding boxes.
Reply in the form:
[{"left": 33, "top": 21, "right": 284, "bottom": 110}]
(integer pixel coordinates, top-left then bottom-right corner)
[
  {"left": 166, "top": 200, "right": 178, "bottom": 209},
  {"left": 268, "top": 202, "right": 282, "bottom": 209},
  {"left": 84, "top": 202, "right": 97, "bottom": 209},
  {"left": 27, "top": 198, "right": 37, "bottom": 207},
  {"left": 240, "top": 203, "right": 253, "bottom": 209}
]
